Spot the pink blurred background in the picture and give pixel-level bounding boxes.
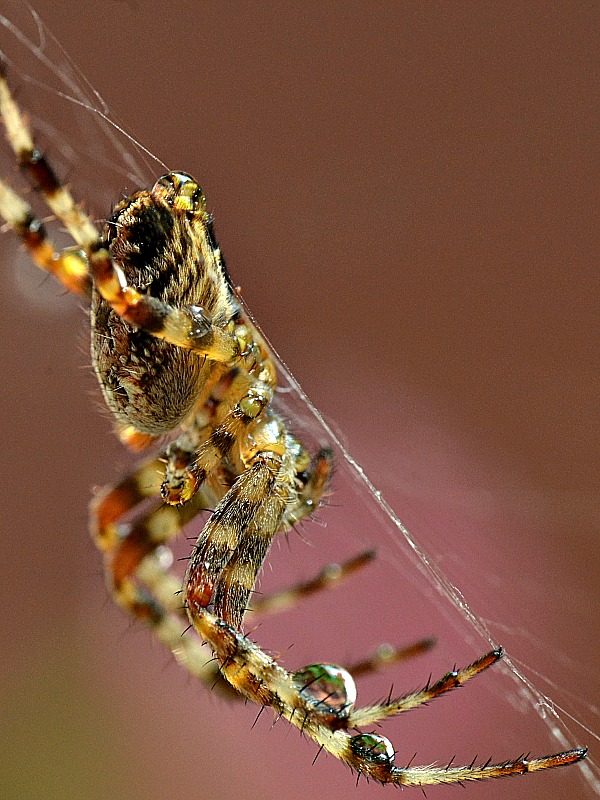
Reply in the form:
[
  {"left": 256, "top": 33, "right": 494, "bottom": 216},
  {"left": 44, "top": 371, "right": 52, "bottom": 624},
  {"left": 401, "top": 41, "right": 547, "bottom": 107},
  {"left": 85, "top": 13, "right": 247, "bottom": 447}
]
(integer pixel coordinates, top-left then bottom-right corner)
[{"left": 0, "top": 3, "right": 598, "bottom": 799}]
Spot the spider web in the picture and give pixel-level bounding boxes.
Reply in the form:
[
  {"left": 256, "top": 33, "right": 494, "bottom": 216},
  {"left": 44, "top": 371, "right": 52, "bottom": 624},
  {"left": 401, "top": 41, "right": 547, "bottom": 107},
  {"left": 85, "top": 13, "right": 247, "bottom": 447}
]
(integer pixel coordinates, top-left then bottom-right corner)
[{"left": 0, "top": 5, "right": 598, "bottom": 798}]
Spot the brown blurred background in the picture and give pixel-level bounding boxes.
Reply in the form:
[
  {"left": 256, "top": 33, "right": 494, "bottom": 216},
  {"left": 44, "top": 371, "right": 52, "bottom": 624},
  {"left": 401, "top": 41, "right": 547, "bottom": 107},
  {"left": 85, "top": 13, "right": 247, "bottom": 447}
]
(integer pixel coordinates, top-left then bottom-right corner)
[{"left": 0, "top": 2, "right": 598, "bottom": 799}]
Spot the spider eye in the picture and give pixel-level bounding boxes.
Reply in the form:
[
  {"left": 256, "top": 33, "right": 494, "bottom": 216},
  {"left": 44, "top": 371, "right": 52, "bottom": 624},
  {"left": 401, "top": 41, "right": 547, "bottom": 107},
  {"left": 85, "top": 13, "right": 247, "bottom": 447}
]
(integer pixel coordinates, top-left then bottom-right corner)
[{"left": 153, "top": 172, "right": 206, "bottom": 214}]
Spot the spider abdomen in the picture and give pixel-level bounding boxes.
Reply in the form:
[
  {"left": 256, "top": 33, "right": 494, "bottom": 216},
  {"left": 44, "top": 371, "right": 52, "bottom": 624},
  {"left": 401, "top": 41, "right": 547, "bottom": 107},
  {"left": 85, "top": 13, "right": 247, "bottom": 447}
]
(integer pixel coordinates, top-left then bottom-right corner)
[
  {"left": 90, "top": 187, "right": 231, "bottom": 436},
  {"left": 91, "top": 310, "right": 208, "bottom": 435}
]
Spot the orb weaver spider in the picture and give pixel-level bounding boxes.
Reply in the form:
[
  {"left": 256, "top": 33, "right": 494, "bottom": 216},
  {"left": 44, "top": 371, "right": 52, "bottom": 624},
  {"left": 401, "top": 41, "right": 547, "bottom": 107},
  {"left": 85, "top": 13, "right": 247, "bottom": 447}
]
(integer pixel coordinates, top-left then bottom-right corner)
[{"left": 0, "top": 64, "right": 587, "bottom": 787}]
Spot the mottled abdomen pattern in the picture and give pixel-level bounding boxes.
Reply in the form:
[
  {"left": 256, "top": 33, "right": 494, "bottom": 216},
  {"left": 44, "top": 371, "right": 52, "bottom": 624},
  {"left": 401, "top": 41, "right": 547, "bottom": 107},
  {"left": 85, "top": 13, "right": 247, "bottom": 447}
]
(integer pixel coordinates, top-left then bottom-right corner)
[{"left": 91, "top": 190, "right": 233, "bottom": 435}]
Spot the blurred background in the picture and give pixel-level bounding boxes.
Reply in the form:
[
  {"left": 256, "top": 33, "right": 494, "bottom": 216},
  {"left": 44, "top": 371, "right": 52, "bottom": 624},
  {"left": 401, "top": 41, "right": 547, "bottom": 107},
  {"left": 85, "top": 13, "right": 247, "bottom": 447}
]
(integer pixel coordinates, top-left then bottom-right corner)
[{"left": 0, "top": 2, "right": 597, "bottom": 799}]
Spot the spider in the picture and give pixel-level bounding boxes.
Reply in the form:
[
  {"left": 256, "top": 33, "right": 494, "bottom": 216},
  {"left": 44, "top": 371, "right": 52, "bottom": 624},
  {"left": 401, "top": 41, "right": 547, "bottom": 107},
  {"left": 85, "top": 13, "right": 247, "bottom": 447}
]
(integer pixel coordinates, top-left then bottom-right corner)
[{"left": 0, "top": 64, "right": 587, "bottom": 787}]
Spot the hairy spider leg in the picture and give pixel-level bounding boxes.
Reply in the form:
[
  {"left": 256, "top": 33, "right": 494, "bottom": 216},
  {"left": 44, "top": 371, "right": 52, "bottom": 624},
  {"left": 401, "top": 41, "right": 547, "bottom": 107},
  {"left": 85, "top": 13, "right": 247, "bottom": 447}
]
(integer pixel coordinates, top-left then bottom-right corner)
[
  {"left": 161, "top": 365, "right": 274, "bottom": 504},
  {"left": 91, "top": 440, "right": 351, "bottom": 695},
  {"left": 192, "top": 608, "right": 587, "bottom": 786},
  {"left": 185, "top": 441, "right": 295, "bottom": 628},
  {"left": 347, "top": 648, "right": 505, "bottom": 728}
]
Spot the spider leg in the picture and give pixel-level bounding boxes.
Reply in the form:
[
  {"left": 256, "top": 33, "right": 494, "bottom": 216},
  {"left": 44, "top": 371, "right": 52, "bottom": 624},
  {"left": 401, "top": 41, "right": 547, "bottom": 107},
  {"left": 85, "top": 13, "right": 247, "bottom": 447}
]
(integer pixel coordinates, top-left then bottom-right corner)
[
  {"left": 185, "top": 441, "right": 295, "bottom": 628},
  {"left": 186, "top": 403, "right": 338, "bottom": 623},
  {"left": 249, "top": 549, "right": 375, "bottom": 617},
  {"left": 161, "top": 368, "right": 268, "bottom": 504},
  {"left": 192, "top": 607, "right": 586, "bottom": 785},
  {"left": 345, "top": 638, "right": 436, "bottom": 680},
  {"left": 0, "top": 176, "right": 90, "bottom": 294},
  {"left": 91, "top": 455, "right": 166, "bottom": 547},
  {"left": 279, "top": 446, "right": 333, "bottom": 531},
  {"left": 353, "top": 747, "right": 588, "bottom": 786},
  {"left": 111, "top": 492, "right": 215, "bottom": 615},
  {"left": 91, "top": 453, "right": 215, "bottom": 619},
  {"left": 0, "top": 68, "right": 99, "bottom": 251},
  {"left": 348, "top": 648, "right": 505, "bottom": 727}
]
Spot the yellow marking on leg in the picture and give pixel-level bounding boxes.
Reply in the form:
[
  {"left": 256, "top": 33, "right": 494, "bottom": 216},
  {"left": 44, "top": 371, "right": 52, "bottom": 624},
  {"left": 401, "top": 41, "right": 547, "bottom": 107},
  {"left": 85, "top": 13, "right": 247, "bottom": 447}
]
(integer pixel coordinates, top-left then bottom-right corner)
[
  {"left": 0, "top": 73, "right": 98, "bottom": 249},
  {"left": 0, "top": 177, "right": 90, "bottom": 294}
]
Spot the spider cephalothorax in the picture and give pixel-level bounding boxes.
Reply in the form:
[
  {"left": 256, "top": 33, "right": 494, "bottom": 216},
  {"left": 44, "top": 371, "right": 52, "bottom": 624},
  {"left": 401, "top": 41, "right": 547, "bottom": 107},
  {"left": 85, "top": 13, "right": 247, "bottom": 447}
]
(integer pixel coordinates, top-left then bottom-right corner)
[{"left": 0, "top": 65, "right": 587, "bottom": 787}]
